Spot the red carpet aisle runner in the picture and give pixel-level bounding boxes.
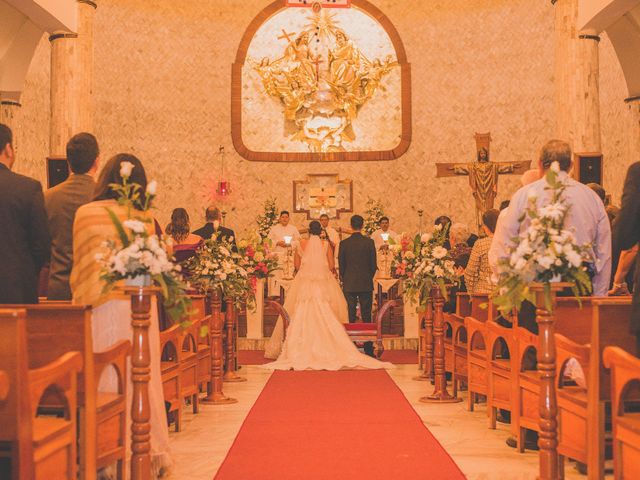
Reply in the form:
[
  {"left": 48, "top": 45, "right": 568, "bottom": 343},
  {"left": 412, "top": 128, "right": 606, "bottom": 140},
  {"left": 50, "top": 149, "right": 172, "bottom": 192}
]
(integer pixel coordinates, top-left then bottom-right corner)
[
  {"left": 238, "top": 349, "right": 418, "bottom": 365},
  {"left": 214, "top": 370, "right": 465, "bottom": 480}
]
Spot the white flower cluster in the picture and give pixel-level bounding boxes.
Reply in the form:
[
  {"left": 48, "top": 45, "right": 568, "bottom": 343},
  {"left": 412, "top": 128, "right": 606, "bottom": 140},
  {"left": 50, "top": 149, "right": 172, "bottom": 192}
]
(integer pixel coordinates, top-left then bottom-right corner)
[
  {"left": 363, "top": 199, "right": 385, "bottom": 236},
  {"left": 98, "top": 233, "right": 177, "bottom": 278},
  {"left": 256, "top": 198, "right": 279, "bottom": 240}
]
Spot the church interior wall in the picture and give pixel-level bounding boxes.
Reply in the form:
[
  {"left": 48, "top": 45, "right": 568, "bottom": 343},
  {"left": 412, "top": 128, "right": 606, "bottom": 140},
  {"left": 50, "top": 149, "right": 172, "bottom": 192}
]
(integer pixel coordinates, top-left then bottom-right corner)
[{"left": 10, "top": 0, "right": 635, "bottom": 237}]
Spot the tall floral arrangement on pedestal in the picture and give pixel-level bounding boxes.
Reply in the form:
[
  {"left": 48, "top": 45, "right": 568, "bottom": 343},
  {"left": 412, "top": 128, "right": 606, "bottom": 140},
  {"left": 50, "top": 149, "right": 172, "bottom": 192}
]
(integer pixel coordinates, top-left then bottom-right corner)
[
  {"left": 188, "top": 238, "right": 256, "bottom": 309},
  {"left": 256, "top": 197, "right": 279, "bottom": 241},
  {"left": 492, "top": 163, "right": 593, "bottom": 313},
  {"left": 237, "top": 237, "right": 280, "bottom": 283},
  {"left": 390, "top": 224, "right": 458, "bottom": 309},
  {"left": 97, "top": 162, "right": 191, "bottom": 323},
  {"left": 363, "top": 198, "right": 386, "bottom": 236}
]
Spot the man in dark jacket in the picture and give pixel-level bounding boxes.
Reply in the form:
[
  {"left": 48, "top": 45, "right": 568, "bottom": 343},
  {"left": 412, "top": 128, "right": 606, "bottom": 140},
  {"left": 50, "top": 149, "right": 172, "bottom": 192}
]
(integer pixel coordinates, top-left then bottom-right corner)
[
  {"left": 338, "top": 214, "right": 377, "bottom": 324},
  {"left": 45, "top": 133, "right": 99, "bottom": 300},
  {"left": 193, "top": 206, "right": 236, "bottom": 248},
  {"left": 613, "top": 161, "right": 640, "bottom": 352},
  {"left": 0, "top": 123, "right": 50, "bottom": 303}
]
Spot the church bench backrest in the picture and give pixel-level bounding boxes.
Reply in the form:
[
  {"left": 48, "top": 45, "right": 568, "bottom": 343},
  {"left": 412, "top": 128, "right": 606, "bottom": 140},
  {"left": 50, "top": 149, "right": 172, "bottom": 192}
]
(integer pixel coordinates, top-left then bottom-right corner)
[
  {"left": 554, "top": 297, "right": 596, "bottom": 345},
  {"left": 456, "top": 293, "right": 472, "bottom": 318},
  {"left": 602, "top": 346, "right": 640, "bottom": 480},
  {"left": 469, "top": 294, "right": 492, "bottom": 322},
  {"left": 0, "top": 309, "right": 83, "bottom": 480}
]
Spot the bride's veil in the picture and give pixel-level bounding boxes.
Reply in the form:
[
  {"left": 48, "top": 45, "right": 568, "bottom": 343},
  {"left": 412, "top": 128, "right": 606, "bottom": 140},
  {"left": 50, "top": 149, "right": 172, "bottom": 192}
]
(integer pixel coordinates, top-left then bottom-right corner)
[{"left": 295, "top": 235, "right": 330, "bottom": 280}]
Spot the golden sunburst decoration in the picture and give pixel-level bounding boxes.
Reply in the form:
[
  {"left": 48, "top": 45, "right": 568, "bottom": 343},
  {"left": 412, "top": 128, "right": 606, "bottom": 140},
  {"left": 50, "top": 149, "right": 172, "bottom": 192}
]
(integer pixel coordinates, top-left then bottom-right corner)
[{"left": 306, "top": 9, "right": 341, "bottom": 44}]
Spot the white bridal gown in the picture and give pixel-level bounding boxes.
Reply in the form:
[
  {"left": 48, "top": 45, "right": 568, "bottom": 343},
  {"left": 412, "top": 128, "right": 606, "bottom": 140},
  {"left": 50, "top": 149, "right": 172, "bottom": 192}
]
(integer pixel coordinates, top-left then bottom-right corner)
[{"left": 263, "top": 235, "right": 392, "bottom": 371}]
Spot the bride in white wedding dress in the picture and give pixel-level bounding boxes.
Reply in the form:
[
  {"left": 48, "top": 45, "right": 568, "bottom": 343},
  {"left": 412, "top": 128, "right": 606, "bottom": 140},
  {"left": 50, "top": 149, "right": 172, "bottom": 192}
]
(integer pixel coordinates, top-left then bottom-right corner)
[{"left": 263, "top": 221, "right": 392, "bottom": 371}]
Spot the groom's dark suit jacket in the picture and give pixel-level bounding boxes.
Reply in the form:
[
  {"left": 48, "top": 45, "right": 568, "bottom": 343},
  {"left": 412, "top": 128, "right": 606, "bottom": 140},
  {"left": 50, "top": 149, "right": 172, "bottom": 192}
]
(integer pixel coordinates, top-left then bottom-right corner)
[{"left": 338, "top": 232, "right": 377, "bottom": 293}]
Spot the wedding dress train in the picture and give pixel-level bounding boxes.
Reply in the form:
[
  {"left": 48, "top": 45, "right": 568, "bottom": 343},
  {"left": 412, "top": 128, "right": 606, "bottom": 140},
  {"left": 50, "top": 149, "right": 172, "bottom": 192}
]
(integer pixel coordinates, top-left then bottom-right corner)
[{"left": 263, "top": 235, "right": 392, "bottom": 371}]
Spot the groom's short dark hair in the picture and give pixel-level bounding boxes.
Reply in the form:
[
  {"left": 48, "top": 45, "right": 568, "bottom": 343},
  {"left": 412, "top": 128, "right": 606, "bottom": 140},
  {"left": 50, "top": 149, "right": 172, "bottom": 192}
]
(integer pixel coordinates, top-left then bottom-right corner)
[{"left": 350, "top": 215, "right": 364, "bottom": 230}]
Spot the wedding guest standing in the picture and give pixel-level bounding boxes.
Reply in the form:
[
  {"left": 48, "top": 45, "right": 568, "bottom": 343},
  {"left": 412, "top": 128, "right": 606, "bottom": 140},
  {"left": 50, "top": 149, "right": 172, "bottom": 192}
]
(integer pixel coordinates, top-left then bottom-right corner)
[
  {"left": 193, "top": 206, "right": 236, "bottom": 245},
  {"left": 166, "top": 207, "right": 203, "bottom": 264},
  {"left": 613, "top": 161, "right": 640, "bottom": 350},
  {"left": 70, "top": 154, "right": 172, "bottom": 475},
  {"left": 0, "top": 123, "right": 50, "bottom": 304},
  {"left": 489, "top": 140, "right": 611, "bottom": 297},
  {"left": 465, "top": 209, "right": 499, "bottom": 295},
  {"left": 45, "top": 133, "right": 99, "bottom": 300}
]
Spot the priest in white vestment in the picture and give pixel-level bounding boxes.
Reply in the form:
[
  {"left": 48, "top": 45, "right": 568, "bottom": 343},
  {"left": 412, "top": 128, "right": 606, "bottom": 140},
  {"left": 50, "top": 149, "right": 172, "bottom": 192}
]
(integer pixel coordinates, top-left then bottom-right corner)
[
  {"left": 267, "top": 211, "right": 301, "bottom": 295},
  {"left": 371, "top": 217, "right": 398, "bottom": 277}
]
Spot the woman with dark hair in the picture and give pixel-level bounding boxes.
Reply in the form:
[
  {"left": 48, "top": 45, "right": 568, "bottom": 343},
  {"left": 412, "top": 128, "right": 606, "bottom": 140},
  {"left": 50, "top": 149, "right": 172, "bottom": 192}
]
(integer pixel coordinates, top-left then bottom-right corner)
[
  {"left": 166, "top": 208, "right": 203, "bottom": 265},
  {"left": 70, "top": 154, "right": 172, "bottom": 476},
  {"left": 264, "top": 220, "right": 391, "bottom": 370}
]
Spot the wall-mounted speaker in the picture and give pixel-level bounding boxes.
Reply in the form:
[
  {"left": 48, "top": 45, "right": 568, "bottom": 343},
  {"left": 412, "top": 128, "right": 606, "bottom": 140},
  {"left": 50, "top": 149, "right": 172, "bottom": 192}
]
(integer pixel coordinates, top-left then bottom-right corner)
[
  {"left": 574, "top": 153, "right": 603, "bottom": 185},
  {"left": 47, "top": 157, "right": 69, "bottom": 188}
]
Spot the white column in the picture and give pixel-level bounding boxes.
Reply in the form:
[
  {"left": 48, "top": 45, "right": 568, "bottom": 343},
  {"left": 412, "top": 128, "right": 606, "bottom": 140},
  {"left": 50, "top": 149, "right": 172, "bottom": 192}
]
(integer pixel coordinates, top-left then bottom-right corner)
[
  {"left": 49, "top": 0, "right": 96, "bottom": 156},
  {"left": 553, "top": 0, "right": 602, "bottom": 154}
]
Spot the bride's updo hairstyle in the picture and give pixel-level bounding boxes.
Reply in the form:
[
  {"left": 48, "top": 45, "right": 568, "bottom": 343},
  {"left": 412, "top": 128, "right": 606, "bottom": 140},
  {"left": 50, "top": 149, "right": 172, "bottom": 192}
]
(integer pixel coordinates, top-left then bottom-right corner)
[{"left": 309, "top": 220, "right": 322, "bottom": 236}]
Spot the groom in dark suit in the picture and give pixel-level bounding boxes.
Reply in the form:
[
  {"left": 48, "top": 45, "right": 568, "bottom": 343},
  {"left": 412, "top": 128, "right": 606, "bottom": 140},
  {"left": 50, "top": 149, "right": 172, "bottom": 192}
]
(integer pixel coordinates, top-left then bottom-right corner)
[{"left": 339, "top": 214, "right": 378, "bottom": 325}]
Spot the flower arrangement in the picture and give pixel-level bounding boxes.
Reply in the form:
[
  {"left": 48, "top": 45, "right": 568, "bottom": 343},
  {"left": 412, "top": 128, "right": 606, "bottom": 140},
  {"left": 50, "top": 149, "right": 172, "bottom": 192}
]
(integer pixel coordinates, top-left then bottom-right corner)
[
  {"left": 188, "top": 237, "right": 256, "bottom": 309},
  {"left": 256, "top": 197, "right": 279, "bottom": 241},
  {"left": 391, "top": 224, "right": 458, "bottom": 308},
  {"left": 237, "top": 237, "right": 279, "bottom": 280},
  {"left": 492, "top": 162, "right": 593, "bottom": 314},
  {"left": 97, "top": 162, "right": 191, "bottom": 323},
  {"left": 363, "top": 198, "right": 386, "bottom": 236}
]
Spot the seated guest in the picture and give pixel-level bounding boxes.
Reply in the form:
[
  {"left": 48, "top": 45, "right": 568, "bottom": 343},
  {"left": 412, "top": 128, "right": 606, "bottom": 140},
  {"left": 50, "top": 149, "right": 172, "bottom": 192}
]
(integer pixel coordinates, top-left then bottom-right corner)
[
  {"left": 465, "top": 209, "right": 499, "bottom": 295},
  {"left": 449, "top": 223, "right": 472, "bottom": 258},
  {"left": 0, "top": 123, "right": 50, "bottom": 304},
  {"left": 70, "top": 154, "right": 172, "bottom": 474},
  {"left": 166, "top": 208, "right": 203, "bottom": 264},
  {"left": 45, "top": 133, "right": 99, "bottom": 300},
  {"left": 193, "top": 206, "right": 236, "bottom": 246}
]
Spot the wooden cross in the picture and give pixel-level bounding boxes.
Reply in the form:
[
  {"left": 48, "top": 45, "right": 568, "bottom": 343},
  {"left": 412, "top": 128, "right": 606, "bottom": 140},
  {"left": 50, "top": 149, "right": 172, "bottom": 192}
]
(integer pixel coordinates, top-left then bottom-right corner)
[
  {"left": 436, "top": 133, "right": 531, "bottom": 231},
  {"left": 277, "top": 29, "right": 296, "bottom": 43},
  {"left": 311, "top": 54, "right": 324, "bottom": 79}
]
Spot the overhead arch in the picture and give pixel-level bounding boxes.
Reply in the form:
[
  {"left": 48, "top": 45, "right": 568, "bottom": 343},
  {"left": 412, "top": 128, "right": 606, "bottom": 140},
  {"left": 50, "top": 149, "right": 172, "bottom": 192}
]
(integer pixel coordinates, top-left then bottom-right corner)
[{"left": 578, "top": 0, "right": 640, "bottom": 97}]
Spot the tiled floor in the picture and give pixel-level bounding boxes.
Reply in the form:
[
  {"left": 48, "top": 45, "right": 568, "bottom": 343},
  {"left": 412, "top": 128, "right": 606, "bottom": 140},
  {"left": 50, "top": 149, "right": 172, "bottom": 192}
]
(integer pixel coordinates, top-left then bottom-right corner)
[{"left": 167, "top": 365, "right": 587, "bottom": 480}]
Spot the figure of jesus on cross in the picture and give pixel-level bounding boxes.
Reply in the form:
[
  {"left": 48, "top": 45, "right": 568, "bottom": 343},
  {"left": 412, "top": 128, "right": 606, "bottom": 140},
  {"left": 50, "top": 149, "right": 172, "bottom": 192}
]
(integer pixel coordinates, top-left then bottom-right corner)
[{"left": 436, "top": 133, "right": 530, "bottom": 232}]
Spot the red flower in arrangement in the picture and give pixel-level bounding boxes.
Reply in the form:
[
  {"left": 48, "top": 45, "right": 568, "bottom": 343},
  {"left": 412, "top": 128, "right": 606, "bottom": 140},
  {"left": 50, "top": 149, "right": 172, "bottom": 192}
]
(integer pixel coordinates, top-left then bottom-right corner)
[
  {"left": 401, "top": 237, "right": 410, "bottom": 251},
  {"left": 249, "top": 276, "right": 257, "bottom": 292},
  {"left": 255, "top": 262, "right": 268, "bottom": 274},
  {"left": 246, "top": 245, "right": 255, "bottom": 258}
]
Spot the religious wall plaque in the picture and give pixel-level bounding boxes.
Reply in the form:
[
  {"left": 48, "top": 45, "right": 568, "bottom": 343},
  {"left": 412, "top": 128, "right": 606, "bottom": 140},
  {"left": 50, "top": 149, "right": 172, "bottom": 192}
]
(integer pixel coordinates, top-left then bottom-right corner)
[
  {"left": 232, "top": 0, "right": 411, "bottom": 162},
  {"left": 293, "top": 174, "right": 353, "bottom": 219}
]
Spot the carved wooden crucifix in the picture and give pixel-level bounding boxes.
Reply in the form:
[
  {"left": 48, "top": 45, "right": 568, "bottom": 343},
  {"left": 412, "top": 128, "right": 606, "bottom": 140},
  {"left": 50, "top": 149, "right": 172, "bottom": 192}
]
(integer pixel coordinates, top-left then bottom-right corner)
[{"left": 436, "top": 133, "right": 530, "bottom": 232}]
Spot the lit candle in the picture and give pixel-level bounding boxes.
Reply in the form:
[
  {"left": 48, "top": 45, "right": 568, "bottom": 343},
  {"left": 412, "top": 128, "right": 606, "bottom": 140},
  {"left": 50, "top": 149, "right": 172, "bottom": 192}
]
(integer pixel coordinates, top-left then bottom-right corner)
[{"left": 283, "top": 235, "right": 293, "bottom": 246}]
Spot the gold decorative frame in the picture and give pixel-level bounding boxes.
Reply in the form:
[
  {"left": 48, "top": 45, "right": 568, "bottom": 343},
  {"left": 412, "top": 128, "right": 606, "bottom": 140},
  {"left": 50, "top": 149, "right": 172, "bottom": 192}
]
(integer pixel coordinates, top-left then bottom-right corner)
[
  {"left": 231, "top": 0, "right": 411, "bottom": 162},
  {"left": 293, "top": 174, "right": 353, "bottom": 219}
]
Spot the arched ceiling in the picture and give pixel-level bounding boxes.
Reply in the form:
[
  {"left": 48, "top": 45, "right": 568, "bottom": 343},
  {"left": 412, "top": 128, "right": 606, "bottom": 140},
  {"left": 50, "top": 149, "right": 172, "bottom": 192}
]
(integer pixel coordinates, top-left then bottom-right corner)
[
  {"left": 0, "top": 0, "right": 77, "bottom": 101},
  {"left": 579, "top": 0, "right": 640, "bottom": 98}
]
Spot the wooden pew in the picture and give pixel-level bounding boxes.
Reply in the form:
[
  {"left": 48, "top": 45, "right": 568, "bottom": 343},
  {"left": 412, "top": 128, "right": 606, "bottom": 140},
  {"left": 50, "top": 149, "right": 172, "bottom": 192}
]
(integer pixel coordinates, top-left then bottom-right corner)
[
  {"left": 179, "top": 320, "right": 200, "bottom": 415},
  {"left": 603, "top": 346, "right": 640, "bottom": 480},
  {"left": 587, "top": 298, "right": 637, "bottom": 479},
  {"left": 3, "top": 304, "right": 130, "bottom": 480},
  {"left": 443, "top": 312, "right": 468, "bottom": 396},
  {"left": 466, "top": 316, "right": 488, "bottom": 412},
  {"left": 160, "top": 324, "right": 181, "bottom": 431},
  {"left": 486, "top": 320, "right": 516, "bottom": 429},
  {"left": 0, "top": 309, "right": 83, "bottom": 480}
]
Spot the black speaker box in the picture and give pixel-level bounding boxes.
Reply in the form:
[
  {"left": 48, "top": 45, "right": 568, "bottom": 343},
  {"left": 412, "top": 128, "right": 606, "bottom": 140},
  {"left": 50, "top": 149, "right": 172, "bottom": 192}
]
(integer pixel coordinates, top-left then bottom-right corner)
[
  {"left": 47, "top": 157, "right": 69, "bottom": 188},
  {"left": 574, "top": 153, "right": 603, "bottom": 185}
]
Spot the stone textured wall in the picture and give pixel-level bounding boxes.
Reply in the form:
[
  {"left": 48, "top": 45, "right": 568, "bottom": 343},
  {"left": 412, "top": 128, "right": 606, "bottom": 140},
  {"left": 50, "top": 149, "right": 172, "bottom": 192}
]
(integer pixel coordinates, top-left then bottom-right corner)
[{"left": 11, "top": 0, "right": 634, "bottom": 238}]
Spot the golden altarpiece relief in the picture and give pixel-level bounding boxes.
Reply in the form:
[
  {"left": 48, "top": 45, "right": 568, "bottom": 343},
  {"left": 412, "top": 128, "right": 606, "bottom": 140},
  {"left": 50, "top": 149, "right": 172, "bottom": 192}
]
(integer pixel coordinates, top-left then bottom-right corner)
[{"left": 231, "top": 0, "right": 411, "bottom": 162}]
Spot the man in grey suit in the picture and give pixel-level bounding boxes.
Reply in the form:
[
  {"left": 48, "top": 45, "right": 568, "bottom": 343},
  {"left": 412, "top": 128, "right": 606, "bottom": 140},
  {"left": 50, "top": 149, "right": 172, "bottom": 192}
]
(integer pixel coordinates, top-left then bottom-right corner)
[
  {"left": 45, "top": 133, "right": 100, "bottom": 300},
  {"left": 0, "top": 124, "right": 50, "bottom": 303}
]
